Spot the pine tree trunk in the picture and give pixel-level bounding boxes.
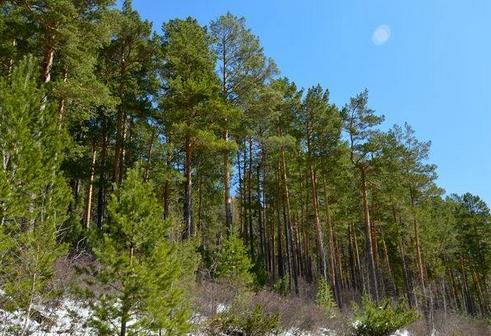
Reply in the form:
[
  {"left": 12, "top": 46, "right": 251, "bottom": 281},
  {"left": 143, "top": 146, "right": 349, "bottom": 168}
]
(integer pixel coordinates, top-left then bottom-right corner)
[
  {"left": 276, "top": 166, "right": 285, "bottom": 279},
  {"left": 113, "top": 108, "right": 125, "bottom": 184},
  {"left": 411, "top": 194, "right": 426, "bottom": 293},
  {"left": 323, "top": 181, "right": 341, "bottom": 306},
  {"left": 441, "top": 277, "right": 448, "bottom": 320},
  {"left": 257, "top": 161, "right": 266, "bottom": 264},
  {"left": 361, "top": 167, "right": 379, "bottom": 301},
  {"left": 198, "top": 174, "right": 203, "bottom": 237},
  {"left": 282, "top": 199, "right": 292, "bottom": 290},
  {"left": 41, "top": 37, "right": 55, "bottom": 83},
  {"left": 96, "top": 116, "right": 108, "bottom": 229},
  {"left": 183, "top": 135, "right": 193, "bottom": 239},
  {"left": 461, "top": 259, "right": 474, "bottom": 314},
  {"left": 123, "top": 118, "right": 133, "bottom": 174},
  {"left": 280, "top": 147, "right": 298, "bottom": 294},
  {"left": 39, "top": 35, "right": 55, "bottom": 113},
  {"left": 143, "top": 130, "right": 156, "bottom": 181},
  {"left": 163, "top": 179, "right": 170, "bottom": 219},
  {"left": 335, "top": 237, "right": 346, "bottom": 290},
  {"left": 57, "top": 67, "right": 68, "bottom": 127},
  {"left": 400, "top": 236, "right": 416, "bottom": 307},
  {"left": 114, "top": 45, "right": 129, "bottom": 184},
  {"left": 297, "top": 214, "right": 306, "bottom": 280},
  {"left": 163, "top": 137, "right": 172, "bottom": 219},
  {"left": 348, "top": 224, "right": 357, "bottom": 291},
  {"left": 298, "top": 169, "right": 306, "bottom": 280},
  {"left": 380, "top": 226, "right": 396, "bottom": 296},
  {"left": 222, "top": 47, "right": 233, "bottom": 234},
  {"left": 448, "top": 268, "right": 461, "bottom": 310},
  {"left": 248, "top": 136, "right": 254, "bottom": 258},
  {"left": 307, "top": 153, "right": 327, "bottom": 280},
  {"left": 270, "top": 201, "right": 276, "bottom": 280},
  {"left": 83, "top": 143, "right": 97, "bottom": 229},
  {"left": 262, "top": 161, "right": 270, "bottom": 271},
  {"left": 21, "top": 273, "right": 36, "bottom": 336},
  {"left": 224, "top": 128, "right": 233, "bottom": 232},
  {"left": 120, "top": 297, "right": 129, "bottom": 336},
  {"left": 237, "top": 150, "right": 244, "bottom": 234},
  {"left": 371, "top": 218, "right": 382, "bottom": 293},
  {"left": 410, "top": 192, "right": 430, "bottom": 318},
  {"left": 472, "top": 269, "right": 486, "bottom": 315},
  {"left": 352, "top": 223, "right": 365, "bottom": 293},
  {"left": 292, "top": 214, "right": 302, "bottom": 286},
  {"left": 240, "top": 147, "right": 249, "bottom": 239}
]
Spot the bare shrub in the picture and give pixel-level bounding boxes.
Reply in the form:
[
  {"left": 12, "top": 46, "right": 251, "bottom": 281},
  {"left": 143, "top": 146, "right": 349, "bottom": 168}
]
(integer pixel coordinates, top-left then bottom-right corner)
[
  {"left": 249, "top": 290, "right": 346, "bottom": 333},
  {"left": 408, "top": 311, "right": 490, "bottom": 336},
  {"left": 173, "top": 279, "right": 491, "bottom": 336},
  {"left": 54, "top": 253, "right": 94, "bottom": 292},
  {"left": 193, "top": 279, "right": 243, "bottom": 316}
]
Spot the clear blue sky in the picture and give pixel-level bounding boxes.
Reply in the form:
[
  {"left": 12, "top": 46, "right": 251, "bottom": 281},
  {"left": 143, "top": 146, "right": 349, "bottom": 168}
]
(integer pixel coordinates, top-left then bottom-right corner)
[{"left": 129, "top": 0, "right": 491, "bottom": 205}]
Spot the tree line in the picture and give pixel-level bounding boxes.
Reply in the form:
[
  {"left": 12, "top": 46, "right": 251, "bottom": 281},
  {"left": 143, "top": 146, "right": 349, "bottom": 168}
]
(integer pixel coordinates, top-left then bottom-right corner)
[{"left": 0, "top": 0, "right": 489, "bottom": 333}]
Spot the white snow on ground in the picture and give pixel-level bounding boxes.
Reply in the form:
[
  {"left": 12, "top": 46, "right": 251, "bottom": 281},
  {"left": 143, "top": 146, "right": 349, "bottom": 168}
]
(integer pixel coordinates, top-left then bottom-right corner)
[
  {"left": 392, "top": 330, "right": 411, "bottom": 336},
  {"left": 278, "top": 327, "right": 337, "bottom": 335},
  {"left": 0, "top": 299, "right": 413, "bottom": 336},
  {"left": 277, "top": 328, "right": 409, "bottom": 336},
  {"left": 0, "top": 298, "right": 93, "bottom": 335},
  {"left": 216, "top": 303, "right": 229, "bottom": 314}
]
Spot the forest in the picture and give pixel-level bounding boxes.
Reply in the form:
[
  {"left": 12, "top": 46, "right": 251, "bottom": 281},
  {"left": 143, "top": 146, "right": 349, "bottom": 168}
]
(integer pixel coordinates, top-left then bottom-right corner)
[{"left": 0, "top": 1, "right": 490, "bottom": 335}]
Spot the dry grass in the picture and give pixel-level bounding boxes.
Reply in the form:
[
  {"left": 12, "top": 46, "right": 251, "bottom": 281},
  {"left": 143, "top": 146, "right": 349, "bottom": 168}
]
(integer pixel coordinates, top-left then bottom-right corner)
[
  {"left": 408, "top": 311, "right": 490, "bottom": 336},
  {"left": 193, "top": 280, "right": 349, "bottom": 334},
  {"left": 192, "top": 280, "right": 491, "bottom": 336},
  {"left": 250, "top": 289, "right": 347, "bottom": 333}
]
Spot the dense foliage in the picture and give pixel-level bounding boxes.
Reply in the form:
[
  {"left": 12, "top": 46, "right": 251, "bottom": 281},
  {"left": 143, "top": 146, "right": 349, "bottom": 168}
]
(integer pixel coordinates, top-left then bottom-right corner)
[
  {"left": 0, "top": 0, "right": 489, "bottom": 334},
  {"left": 352, "top": 296, "right": 419, "bottom": 336},
  {"left": 206, "top": 304, "right": 280, "bottom": 336},
  {"left": 316, "top": 277, "right": 337, "bottom": 317},
  {"left": 85, "top": 166, "right": 196, "bottom": 335}
]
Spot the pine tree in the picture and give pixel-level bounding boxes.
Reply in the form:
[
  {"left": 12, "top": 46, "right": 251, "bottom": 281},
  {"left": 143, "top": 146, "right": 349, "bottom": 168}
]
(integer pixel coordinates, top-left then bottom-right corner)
[
  {"left": 263, "top": 78, "right": 302, "bottom": 291},
  {"left": 316, "top": 277, "right": 337, "bottom": 317},
  {"left": 299, "top": 85, "right": 341, "bottom": 285},
  {"left": 450, "top": 193, "right": 491, "bottom": 315},
  {"left": 210, "top": 13, "right": 276, "bottom": 233},
  {"left": 86, "top": 166, "right": 197, "bottom": 336},
  {"left": 2, "top": 0, "right": 114, "bottom": 99},
  {"left": 343, "top": 90, "right": 384, "bottom": 301},
  {"left": 0, "top": 57, "right": 70, "bottom": 334},
  {"left": 215, "top": 232, "right": 254, "bottom": 288},
  {"left": 89, "top": 0, "right": 158, "bottom": 229},
  {"left": 103, "top": 0, "right": 158, "bottom": 185},
  {"left": 160, "top": 17, "right": 222, "bottom": 239}
]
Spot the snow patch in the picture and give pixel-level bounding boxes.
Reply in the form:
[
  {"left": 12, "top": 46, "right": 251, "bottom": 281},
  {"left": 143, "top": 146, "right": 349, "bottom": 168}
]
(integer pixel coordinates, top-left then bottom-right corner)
[
  {"left": 279, "top": 327, "right": 336, "bottom": 336},
  {"left": 392, "top": 330, "right": 411, "bottom": 336},
  {"left": 216, "top": 303, "right": 229, "bottom": 314},
  {"left": 0, "top": 298, "right": 93, "bottom": 335}
]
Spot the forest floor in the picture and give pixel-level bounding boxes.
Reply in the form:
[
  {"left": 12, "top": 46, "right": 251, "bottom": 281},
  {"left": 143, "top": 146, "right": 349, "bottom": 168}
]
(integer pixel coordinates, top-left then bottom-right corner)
[
  {"left": 0, "top": 290, "right": 489, "bottom": 335},
  {"left": 0, "top": 257, "right": 489, "bottom": 336},
  {"left": 1, "top": 291, "right": 488, "bottom": 336}
]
